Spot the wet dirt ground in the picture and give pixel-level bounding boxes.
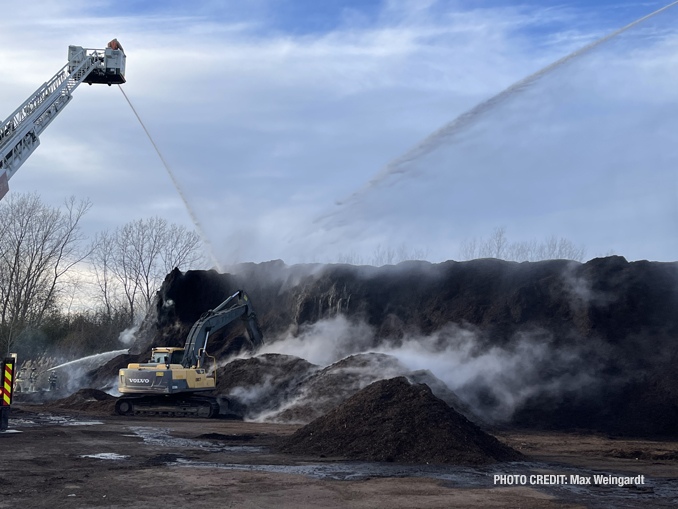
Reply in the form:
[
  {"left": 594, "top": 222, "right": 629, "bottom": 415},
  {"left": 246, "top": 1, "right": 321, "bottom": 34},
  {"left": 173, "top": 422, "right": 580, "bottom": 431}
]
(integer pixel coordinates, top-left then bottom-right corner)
[{"left": 2, "top": 405, "right": 678, "bottom": 508}]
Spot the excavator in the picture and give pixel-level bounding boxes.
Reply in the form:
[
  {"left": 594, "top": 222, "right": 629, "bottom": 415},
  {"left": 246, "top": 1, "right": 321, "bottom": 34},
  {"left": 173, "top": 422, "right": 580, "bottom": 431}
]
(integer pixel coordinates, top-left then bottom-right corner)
[{"left": 115, "top": 290, "right": 264, "bottom": 418}]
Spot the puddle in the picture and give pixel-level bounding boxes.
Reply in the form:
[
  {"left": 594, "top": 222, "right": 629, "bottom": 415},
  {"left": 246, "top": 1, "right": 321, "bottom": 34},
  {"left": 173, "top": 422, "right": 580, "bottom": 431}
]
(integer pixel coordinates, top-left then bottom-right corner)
[
  {"left": 9, "top": 415, "right": 103, "bottom": 427},
  {"left": 81, "top": 453, "right": 129, "bottom": 460},
  {"left": 170, "top": 458, "right": 499, "bottom": 482},
  {"left": 128, "top": 427, "right": 263, "bottom": 453},
  {"left": 0, "top": 429, "right": 22, "bottom": 434},
  {"left": 167, "top": 459, "right": 678, "bottom": 508}
]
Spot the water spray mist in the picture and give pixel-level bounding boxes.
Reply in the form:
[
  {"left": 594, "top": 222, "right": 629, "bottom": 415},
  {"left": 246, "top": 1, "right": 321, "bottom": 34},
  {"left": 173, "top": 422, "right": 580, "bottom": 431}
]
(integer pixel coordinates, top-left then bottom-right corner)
[{"left": 118, "top": 85, "right": 223, "bottom": 272}]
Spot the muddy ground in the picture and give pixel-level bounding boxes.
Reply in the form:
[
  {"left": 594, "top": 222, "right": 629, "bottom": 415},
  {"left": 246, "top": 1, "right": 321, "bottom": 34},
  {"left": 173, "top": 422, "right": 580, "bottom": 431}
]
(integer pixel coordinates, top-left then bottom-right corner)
[{"left": 2, "top": 405, "right": 678, "bottom": 508}]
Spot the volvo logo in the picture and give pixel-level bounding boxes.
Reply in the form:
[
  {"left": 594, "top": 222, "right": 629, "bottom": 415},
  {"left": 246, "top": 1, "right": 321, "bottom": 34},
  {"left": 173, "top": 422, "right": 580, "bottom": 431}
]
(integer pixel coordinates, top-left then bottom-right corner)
[{"left": 129, "top": 378, "right": 150, "bottom": 383}]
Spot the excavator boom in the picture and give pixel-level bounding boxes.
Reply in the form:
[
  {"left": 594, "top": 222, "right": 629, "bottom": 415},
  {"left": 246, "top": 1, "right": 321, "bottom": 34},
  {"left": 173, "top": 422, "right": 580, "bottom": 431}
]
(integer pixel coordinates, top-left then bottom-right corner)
[{"left": 182, "top": 290, "right": 263, "bottom": 369}]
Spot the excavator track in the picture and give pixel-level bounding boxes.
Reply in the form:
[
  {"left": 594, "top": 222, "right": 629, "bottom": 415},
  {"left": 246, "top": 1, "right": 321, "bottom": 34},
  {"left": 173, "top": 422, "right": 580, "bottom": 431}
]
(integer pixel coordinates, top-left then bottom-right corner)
[{"left": 115, "top": 395, "right": 220, "bottom": 418}]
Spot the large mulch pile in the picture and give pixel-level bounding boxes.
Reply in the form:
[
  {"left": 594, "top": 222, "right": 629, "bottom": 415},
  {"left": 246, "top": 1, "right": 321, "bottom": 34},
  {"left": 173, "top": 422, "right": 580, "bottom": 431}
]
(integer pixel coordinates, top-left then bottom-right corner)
[
  {"left": 84, "top": 256, "right": 678, "bottom": 436},
  {"left": 279, "top": 377, "right": 521, "bottom": 465}
]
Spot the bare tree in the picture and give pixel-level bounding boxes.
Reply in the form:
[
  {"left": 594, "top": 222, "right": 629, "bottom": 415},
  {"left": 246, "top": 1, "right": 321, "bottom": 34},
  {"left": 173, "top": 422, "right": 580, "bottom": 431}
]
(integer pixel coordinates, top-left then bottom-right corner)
[
  {"left": 91, "top": 230, "right": 119, "bottom": 318},
  {"left": 335, "top": 243, "right": 430, "bottom": 267},
  {"left": 459, "top": 227, "right": 586, "bottom": 263},
  {"left": 371, "top": 244, "right": 396, "bottom": 266},
  {"left": 161, "top": 222, "right": 203, "bottom": 274},
  {"left": 104, "top": 217, "right": 205, "bottom": 323},
  {"left": 459, "top": 237, "right": 478, "bottom": 260},
  {"left": 337, "top": 251, "right": 364, "bottom": 265},
  {"left": 111, "top": 221, "right": 142, "bottom": 323},
  {"left": 394, "top": 243, "right": 429, "bottom": 263},
  {"left": 0, "top": 193, "right": 91, "bottom": 354},
  {"left": 478, "top": 226, "right": 508, "bottom": 259}
]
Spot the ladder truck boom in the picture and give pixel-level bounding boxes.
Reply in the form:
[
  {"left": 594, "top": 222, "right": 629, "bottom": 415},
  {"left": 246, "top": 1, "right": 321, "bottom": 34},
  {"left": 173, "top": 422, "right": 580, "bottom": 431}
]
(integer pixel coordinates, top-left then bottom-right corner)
[{"left": 0, "top": 40, "right": 126, "bottom": 201}]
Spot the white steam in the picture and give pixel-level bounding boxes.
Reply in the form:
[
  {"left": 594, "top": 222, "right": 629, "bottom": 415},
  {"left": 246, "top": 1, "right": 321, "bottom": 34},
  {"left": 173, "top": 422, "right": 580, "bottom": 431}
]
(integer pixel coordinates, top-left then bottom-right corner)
[
  {"left": 259, "top": 317, "right": 600, "bottom": 422},
  {"left": 373, "top": 327, "right": 599, "bottom": 421},
  {"left": 258, "top": 315, "right": 375, "bottom": 366},
  {"left": 118, "top": 325, "right": 140, "bottom": 345},
  {"left": 46, "top": 349, "right": 130, "bottom": 394}
]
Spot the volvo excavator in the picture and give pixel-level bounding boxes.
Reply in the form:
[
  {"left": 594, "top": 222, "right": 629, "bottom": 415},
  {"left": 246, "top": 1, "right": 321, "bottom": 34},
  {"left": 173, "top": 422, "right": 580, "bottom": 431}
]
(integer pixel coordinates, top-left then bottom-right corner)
[{"left": 115, "top": 290, "right": 264, "bottom": 418}]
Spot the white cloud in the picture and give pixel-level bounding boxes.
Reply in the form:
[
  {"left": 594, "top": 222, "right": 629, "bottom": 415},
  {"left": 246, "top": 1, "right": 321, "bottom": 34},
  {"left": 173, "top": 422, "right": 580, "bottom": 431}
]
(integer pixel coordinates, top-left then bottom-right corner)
[{"left": 1, "top": 1, "right": 676, "bottom": 264}]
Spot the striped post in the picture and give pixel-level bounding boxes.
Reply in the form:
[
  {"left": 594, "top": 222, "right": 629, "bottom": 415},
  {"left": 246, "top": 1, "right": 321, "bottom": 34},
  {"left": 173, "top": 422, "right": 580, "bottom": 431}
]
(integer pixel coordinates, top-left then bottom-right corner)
[
  {"left": 1, "top": 358, "right": 13, "bottom": 430},
  {"left": 3, "top": 359, "right": 13, "bottom": 405}
]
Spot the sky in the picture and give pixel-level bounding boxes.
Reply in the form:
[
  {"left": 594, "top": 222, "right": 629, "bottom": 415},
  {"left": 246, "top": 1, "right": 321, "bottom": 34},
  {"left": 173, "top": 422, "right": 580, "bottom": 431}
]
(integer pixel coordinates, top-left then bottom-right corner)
[{"left": 1, "top": 0, "right": 677, "bottom": 265}]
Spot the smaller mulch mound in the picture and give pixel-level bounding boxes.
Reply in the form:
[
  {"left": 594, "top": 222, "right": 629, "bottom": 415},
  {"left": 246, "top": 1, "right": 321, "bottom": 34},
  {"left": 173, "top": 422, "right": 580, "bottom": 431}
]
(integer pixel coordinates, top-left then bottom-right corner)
[
  {"left": 44, "top": 389, "right": 117, "bottom": 415},
  {"left": 279, "top": 377, "right": 522, "bottom": 465},
  {"left": 214, "top": 354, "right": 317, "bottom": 417},
  {"left": 272, "top": 353, "right": 406, "bottom": 424}
]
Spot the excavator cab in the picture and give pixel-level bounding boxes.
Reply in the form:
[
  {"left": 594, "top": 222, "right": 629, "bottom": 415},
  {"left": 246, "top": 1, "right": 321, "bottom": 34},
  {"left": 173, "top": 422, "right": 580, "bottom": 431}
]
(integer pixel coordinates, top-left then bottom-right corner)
[{"left": 149, "top": 348, "right": 184, "bottom": 365}]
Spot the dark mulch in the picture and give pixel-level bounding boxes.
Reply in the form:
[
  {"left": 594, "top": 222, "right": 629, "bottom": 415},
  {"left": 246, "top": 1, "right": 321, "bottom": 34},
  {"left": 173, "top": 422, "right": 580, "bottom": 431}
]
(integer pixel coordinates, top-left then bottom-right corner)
[{"left": 279, "top": 377, "right": 522, "bottom": 465}]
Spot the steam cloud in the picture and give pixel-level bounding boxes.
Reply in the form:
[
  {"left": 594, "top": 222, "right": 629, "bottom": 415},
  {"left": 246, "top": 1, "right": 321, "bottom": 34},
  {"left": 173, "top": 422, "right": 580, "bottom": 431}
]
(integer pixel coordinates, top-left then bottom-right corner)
[
  {"left": 254, "top": 316, "right": 603, "bottom": 422},
  {"left": 118, "top": 325, "right": 140, "bottom": 346}
]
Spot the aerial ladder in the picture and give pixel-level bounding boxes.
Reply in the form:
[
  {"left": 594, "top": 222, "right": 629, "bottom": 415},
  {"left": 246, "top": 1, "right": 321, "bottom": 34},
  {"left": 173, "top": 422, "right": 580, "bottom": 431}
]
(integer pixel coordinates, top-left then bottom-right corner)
[{"left": 0, "top": 40, "right": 126, "bottom": 201}]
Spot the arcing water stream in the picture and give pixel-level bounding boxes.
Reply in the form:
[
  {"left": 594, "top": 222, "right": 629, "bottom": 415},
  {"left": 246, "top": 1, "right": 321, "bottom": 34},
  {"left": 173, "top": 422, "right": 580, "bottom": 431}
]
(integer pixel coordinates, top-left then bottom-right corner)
[
  {"left": 329, "top": 0, "right": 678, "bottom": 212},
  {"left": 46, "top": 349, "right": 129, "bottom": 373},
  {"left": 118, "top": 85, "right": 223, "bottom": 272}
]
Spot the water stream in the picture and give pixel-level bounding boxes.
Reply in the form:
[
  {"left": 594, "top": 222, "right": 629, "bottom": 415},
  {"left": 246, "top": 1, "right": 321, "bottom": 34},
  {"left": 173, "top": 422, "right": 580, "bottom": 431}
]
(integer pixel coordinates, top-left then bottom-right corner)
[
  {"left": 118, "top": 85, "right": 222, "bottom": 271},
  {"left": 328, "top": 1, "right": 678, "bottom": 213},
  {"left": 46, "top": 349, "right": 129, "bottom": 373}
]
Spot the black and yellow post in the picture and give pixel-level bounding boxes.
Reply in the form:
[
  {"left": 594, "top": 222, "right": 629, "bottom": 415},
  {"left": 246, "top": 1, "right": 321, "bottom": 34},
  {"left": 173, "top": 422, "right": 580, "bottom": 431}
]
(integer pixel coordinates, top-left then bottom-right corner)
[{"left": 1, "top": 357, "right": 15, "bottom": 431}]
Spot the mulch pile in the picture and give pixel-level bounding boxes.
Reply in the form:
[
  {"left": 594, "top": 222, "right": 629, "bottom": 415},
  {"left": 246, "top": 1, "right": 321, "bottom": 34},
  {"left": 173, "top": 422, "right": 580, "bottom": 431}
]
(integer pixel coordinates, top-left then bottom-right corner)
[
  {"left": 279, "top": 377, "right": 521, "bottom": 465},
  {"left": 272, "top": 353, "right": 406, "bottom": 424},
  {"left": 83, "top": 256, "right": 678, "bottom": 435},
  {"left": 212, "top": 352, "right": 477, "bottom": 426},
  {"left": 43, "top": 389, "right": 117, "bottom": 415},
  {"left": 214, "top": 354, "right": 317, "bottom": 418}
]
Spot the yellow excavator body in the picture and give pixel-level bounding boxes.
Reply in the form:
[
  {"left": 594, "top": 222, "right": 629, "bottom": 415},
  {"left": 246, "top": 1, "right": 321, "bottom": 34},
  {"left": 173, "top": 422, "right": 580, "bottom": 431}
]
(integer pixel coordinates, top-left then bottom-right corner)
[{"left": 119, "top": 347, "right": 216, "bottom": 395}]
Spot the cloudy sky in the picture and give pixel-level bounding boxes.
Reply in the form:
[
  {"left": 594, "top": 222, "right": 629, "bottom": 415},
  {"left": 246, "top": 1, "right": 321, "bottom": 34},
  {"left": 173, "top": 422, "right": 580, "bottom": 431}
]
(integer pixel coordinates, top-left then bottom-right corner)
[{"left": 1, "top": 0, "right": 677, "bottom": 265}]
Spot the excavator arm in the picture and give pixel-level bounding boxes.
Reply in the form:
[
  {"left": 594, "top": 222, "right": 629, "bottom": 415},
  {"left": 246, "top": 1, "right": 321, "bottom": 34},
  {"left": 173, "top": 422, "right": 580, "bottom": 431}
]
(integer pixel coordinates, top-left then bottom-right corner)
[{"left": 181, "top": 290, "right": 264, "bottom": 369}]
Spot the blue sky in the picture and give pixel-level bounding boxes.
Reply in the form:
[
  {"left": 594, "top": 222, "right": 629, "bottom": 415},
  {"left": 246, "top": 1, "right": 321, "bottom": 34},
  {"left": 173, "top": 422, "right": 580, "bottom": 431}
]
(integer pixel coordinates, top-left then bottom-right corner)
[{"left": 1, "top": 0, "right": 677, "bottom": 264}]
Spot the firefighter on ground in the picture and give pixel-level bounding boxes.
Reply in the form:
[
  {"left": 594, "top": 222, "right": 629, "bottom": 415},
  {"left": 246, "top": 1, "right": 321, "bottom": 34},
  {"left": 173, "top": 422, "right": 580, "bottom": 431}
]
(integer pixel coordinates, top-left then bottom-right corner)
[
  {"left": 29, "top": 368, "right": 37, "bottom": 392},
  {"left": 15, "top": 368, "right": 25, "bottom": 393},
  {"left": 48, "top": 372, "right": 58, "bottom": 392}
]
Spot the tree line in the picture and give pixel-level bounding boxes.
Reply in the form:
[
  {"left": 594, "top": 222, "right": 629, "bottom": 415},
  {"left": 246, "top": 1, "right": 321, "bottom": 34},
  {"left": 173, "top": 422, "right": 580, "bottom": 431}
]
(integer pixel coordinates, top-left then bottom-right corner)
[
  {"left": 1, "top": 193, "right": 590, "bottom": 359},
  {"left": 458, "top": 226, "right": 587, "bottom": 263},
  {"left": 0, "top": 193, "right": 205, "bottom": 357}
]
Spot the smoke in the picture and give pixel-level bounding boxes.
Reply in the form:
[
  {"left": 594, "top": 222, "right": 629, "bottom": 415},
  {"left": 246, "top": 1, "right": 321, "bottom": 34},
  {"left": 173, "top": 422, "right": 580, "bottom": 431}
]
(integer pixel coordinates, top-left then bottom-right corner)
[
  {"left": 230, "top": 353, "right": 408, "bottom": 424},
  {"left": 561, "top": 260, "right": 617, "bottom": 309},
  {"left": 374, "top": 327, "right": 603, "bottom": 422},
  {"left": 257, "top": 318, "right": 604, "bottom": 422},
  {"left": 118, "top": 325, "right": 139, "bottom": 345},
  {"left": 258, "top": 315, "right": 375, "bottom": 366}
]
